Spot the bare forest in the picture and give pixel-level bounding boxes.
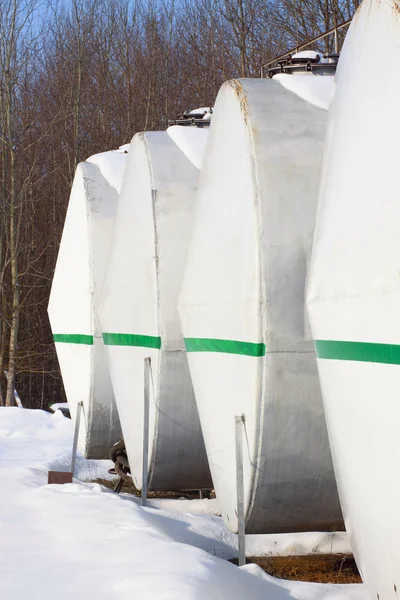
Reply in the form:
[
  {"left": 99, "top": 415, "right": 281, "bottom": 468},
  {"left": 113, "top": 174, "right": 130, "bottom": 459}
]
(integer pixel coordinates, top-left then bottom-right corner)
[{"left": 0, "top": 0, "right": 359, "bottom": 408}]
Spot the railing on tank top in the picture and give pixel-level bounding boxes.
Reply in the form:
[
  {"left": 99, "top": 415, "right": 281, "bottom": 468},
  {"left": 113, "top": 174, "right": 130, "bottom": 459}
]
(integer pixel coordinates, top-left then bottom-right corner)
[{"left": 260, "top": 19, "right": 352, "bottom": 79}]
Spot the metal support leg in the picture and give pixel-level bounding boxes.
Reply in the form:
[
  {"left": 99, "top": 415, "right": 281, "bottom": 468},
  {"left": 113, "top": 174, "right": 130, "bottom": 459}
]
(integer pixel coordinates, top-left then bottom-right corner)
[
  {"left": 114, "top": 477, "right": 124, "bottom": 494},
  {"left": 70, "top": 401, "right": 83, "bottom": 476},
  {"left": 142, "top": 357, "right": 151, "bottom": 507},
  {"left": 235, "top": 414, "right": 246, "bottom": 566}
]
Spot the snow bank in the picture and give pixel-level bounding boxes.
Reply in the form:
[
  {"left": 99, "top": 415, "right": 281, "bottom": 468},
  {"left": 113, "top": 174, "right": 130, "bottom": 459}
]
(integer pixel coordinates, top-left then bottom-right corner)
[
  {"left": 244, "top": 566, "right": 366, "bottom": 600},
  {"left": 0, "top": 407, "right": 112, "bottom": 480},
  {"left": 0, "top": 407, "right": 365, "bottom": 599},
  {"left": 273, "top": 74, "right": 335, "bottom": 110},
  {"left": 49, "top": 402, "right": 69, "bottom": 412}
]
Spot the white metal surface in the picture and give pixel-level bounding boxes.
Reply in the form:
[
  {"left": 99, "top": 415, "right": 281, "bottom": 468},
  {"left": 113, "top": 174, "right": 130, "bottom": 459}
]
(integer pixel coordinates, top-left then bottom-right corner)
[
  {"left": 99, "top": 131, "right": 211, "bottom": 491},
  {"left": 166, "top": 126, "right": 208, "bottom": 169},
  {"left": 87, "top": 145, "right": 129, "bottom": 193},
  {"left": 273, "top": 74, "right": 335, "bottom": 110},
  {"left": 179, "top": 78, "right": 342, "bottom": 534},
  {"left": 307, "top": 2, "right": 400, "bottom": 597},
  {"left": 48, "top": 148, "right": 127, "bottom": 458}
]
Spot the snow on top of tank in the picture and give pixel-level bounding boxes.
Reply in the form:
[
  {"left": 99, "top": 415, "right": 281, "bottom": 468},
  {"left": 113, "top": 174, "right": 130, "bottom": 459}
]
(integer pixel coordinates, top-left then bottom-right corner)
[
  {"left": 189, "top": 106, "right": 209, "bottom": 114},
  {"left": 273, "top": 73, "right": 335, "bottom": 111},
  {"left": 167, "top": 126, "right": 208, "bottom": 170},
  {"left": 188, "top": 106, "right": 213, "bottom": 119},
  {"left": 86, "top": 145, "right": 129, "bottom": 193},
  {"left": 291, "top": 50, "right": 329, "bottom": 63},
  {"left": 117, "top": 143, "right": 130, "bottom": 153}
]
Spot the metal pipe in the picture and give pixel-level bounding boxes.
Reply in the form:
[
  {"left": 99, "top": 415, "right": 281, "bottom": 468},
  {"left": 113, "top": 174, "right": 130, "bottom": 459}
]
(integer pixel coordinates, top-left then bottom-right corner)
[
  {"left": 142, "top": 357, "right": 151, "bottom": 507},
  {"left": 70, "top": 401, "right": 83, "bottom": 476},
  {"left": 235, "top": 414, "right": 246, "bottom": 566},
  {"left": 114, "top": 477, "right": 124, "bottom": 494}
]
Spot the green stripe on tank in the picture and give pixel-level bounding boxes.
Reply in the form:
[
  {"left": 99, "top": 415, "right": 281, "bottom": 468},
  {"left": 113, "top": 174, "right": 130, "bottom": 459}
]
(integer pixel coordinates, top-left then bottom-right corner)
[
  {"left": 53, "top": 334, "right": 94, "bottom": 345},
  {"left": 102, "top": 333, "right": 162, "bottom": 349},
  {"left": 315, "top": 340, "right": 400, "bottom": 365},
  {"left": 184, "top": 337, "right": 266, "bottom": 357}
]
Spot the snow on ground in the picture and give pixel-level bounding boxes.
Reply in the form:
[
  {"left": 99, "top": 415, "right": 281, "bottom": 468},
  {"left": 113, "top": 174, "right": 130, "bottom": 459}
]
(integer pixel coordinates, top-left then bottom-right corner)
[
  {"left": 49, "top": 402, "right": 70, "bottom": 417},
  {"left": 49, "top": 402, "right": 69, "bottom": 412},
  {"left": 0, "top": 407, "right": 367, "bottom": 599},
  {"left": 273, "top": 73, "right": 335, "bottom": 111},
  {"left": 244, "top": 566, "right": 367, "bottom": 600}
]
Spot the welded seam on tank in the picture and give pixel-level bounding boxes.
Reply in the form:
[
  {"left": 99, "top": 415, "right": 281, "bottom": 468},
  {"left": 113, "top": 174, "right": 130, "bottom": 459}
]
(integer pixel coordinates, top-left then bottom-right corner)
[
  {"left": 244, "top": 80, "right": 269, "bottom": 530},
  {"left": 53, "top": 334, "right": 94, "bottom": 345},
  {"left": 56, "top": 171, "right": 96, "bottom": 349},
  {"left": 148, "top": 155, "right": 162, "bottom": 487},
  {"left": 315, "top": 340, "right": 400, "bottom": 364},
  {"left": 102, "top": 333, "right": 161, "bottom": 349},
  {"left": 184, "top": 337, "right": 266, "bottom": 356}
]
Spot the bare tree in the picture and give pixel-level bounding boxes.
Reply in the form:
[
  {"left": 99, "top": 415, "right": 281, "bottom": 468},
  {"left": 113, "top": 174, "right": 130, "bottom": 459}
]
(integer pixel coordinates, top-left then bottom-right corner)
[
  {"left": 270, "top": 0, "right": 360, "bottom": 53},
  {"left": 0, "top": 0, "right": 45, "bottom": 405},
  {"left": 0, "top": 0, "right": 360, "bottom": 409}
]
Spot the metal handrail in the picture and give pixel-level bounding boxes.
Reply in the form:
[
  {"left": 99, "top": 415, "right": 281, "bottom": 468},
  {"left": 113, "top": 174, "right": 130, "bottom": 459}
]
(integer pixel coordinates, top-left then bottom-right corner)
[{"left": 260, "top": 18, "right": 352, "bottom": 78}]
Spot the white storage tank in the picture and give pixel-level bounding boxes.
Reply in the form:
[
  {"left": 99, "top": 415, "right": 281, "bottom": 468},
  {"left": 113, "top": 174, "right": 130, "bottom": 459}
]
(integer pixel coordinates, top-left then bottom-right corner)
[
  {"left": 99, "top": 131, "right": 212, "bottom": 491},
  {"left": 166, "top": 126, "right": 209, "bottom": 169},
  {"left": 48, "top": 146, "right": 127, "bottom": 458},
  {"left": 307, "top": 1, "right": 400, "bottom": 597},
  {"left": 178, "top": 78, "right": 343, "bottom": 534}
]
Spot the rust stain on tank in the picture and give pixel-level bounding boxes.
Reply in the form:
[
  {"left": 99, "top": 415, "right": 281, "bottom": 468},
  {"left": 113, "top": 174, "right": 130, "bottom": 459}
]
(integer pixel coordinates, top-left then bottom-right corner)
[
  {"left": 374, "top": 0, "right": 400, "bottom": 17},
  {"left": 229, "top": 79, "right": 249, "bottom": 124},
  {"left": 354, "top": 1, "right": 400, "bottom": 24}
]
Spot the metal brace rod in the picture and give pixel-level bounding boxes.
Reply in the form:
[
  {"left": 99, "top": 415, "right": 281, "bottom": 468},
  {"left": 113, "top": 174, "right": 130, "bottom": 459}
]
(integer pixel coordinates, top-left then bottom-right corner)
[
  {"left": 235, "top": 414, "right": 246, "bottom": 567},
  {"left": 70, "top": 401, "right": 83, "bottom": 476},
  {"left": 142, "top": 357, "right": 151, "bottom": 507}
]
